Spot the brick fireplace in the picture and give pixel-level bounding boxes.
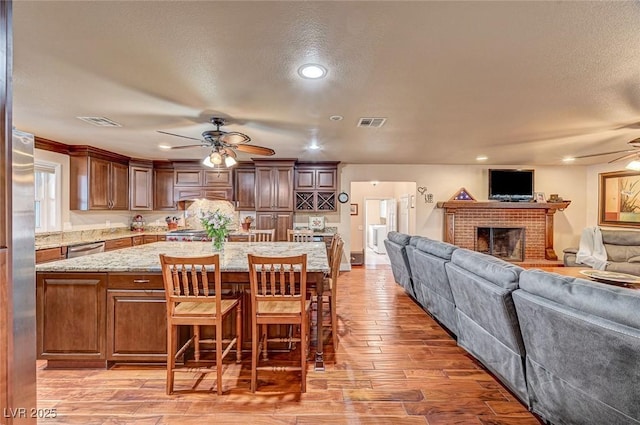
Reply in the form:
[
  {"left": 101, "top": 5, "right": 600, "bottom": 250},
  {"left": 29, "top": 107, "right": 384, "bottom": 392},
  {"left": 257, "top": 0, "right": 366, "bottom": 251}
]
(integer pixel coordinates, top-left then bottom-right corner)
[{"left": 437, "top": 201, "right": 571, "bottom": 261}]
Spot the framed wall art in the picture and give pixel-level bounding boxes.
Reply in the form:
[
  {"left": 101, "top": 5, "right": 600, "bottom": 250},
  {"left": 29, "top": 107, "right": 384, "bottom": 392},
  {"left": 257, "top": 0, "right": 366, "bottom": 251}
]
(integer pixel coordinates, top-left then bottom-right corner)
[
  {"left": 599, "top": 170, "right": 640, "bottom": 227},
  {"left": 350, "top": 203, "right": 358, "bottom": 216}
]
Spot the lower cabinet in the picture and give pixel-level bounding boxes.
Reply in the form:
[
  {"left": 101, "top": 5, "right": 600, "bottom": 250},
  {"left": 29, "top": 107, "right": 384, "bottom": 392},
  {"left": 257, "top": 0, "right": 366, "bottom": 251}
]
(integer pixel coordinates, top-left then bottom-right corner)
[
  {"left": 107, "top": 273, "right": 167, "bottom": 362},
  {"left": 36, "top": 273, "right": 107, "bottom": 362},
  {"left": 256, "top": 212, "right": 293, "bottom": 241}
]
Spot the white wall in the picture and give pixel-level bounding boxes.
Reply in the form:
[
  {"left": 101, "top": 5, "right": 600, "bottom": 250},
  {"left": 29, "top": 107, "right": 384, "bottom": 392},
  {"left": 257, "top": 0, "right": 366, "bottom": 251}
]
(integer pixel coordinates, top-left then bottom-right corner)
[{"left": 338, "top": 164, "right": 588, "bottom": 263}]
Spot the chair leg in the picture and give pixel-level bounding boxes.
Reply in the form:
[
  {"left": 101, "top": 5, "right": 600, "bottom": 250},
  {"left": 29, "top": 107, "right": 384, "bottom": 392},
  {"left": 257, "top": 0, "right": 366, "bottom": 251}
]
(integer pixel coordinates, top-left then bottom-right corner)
[
  {"left": 330, "top": 294, "right": 338, "bottom": 350},
  {"left": 300, "top": 317, "right": 307, "bottom": 393},
  {"left": 261, "top": 324, "right": 268, "bottom": 361},
  {"left": 193, "top": 325, "right": 201, "bottom": 362},
  {"left": 235, "top": 301, "right": 242, "bottom": 363},
  {"left": 216, "top": 320, "right": 223, "bottom": 395},
  {"left": 166, "top": 324, "right": 177, "bottom": 395},
  {"left": 251, "top": 320, "right": 258, "bottom": 393}
]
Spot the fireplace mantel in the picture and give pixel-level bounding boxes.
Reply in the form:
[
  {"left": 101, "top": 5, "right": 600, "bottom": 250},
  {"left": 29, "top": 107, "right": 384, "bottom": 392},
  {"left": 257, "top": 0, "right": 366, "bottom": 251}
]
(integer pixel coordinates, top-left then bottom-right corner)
[{"left": 436, "top": 201, "right": 571, "bottom": 261}]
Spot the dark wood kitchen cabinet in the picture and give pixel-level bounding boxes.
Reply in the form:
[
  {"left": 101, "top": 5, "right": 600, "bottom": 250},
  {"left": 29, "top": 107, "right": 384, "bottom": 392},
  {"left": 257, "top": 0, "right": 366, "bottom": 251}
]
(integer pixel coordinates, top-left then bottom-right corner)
[
  {"left": 234, "top": 162, "right": 255, "bottom": 210},
  {"left": 36, "top": 273, "right": 107, "bottom": 364},
  {"left": 69, "top": 147, "right": 129, "bottom": 211},
  {"left": 294, "top": 162, "right": 339, "bottom": 212},
  {"left": 254, "top": 159, "right": 295, "bottom": 241},
  {"left": 254, "top": 160, "right": 294, "bottom": 211},
  {"left": 153, "top": 167, "right": 177, "bottom": 210},
  {"left": 106, "top": 273, "right": 166, "bottom": 362},
  {"left": 129, "top": 160, "right": 153, "bottom": 211}
]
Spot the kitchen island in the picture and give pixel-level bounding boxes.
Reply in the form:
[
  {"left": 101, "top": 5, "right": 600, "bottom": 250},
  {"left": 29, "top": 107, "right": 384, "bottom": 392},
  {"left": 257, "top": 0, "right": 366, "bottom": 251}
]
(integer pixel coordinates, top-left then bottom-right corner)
[{"left": 36, "top": 241, "right": 330, "bottom": 370}]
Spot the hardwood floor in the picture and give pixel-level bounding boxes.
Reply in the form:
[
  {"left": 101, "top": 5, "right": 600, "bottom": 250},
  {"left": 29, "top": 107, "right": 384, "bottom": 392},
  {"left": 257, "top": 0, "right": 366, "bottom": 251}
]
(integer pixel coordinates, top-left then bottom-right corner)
[{"left": 36, "top": 265, "right": 541, "bottom": 424}]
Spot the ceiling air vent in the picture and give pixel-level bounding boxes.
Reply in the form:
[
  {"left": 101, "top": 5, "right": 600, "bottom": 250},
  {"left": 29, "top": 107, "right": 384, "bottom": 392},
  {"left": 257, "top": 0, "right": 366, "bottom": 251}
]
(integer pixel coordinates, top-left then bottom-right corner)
[
  {"left": 76, "top": 116, "right": 122, "bottom": 127},
  {"left": 357, "top": 117, "right": 386, "bottom": 128}
]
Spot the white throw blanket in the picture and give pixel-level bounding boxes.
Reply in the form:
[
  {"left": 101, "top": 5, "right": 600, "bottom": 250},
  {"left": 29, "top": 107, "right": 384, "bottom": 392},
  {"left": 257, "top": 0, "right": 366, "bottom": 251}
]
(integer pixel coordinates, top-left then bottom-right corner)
[{"left": 575, "top": 226, "right": 608, "bottom": 270}]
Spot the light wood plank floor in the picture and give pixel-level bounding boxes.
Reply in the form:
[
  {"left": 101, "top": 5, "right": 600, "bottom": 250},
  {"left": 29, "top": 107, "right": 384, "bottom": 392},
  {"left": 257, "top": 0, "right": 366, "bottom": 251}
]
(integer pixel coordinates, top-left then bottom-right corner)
[{"left": 36, "top": 265, "right": 542, "bottom": 424}]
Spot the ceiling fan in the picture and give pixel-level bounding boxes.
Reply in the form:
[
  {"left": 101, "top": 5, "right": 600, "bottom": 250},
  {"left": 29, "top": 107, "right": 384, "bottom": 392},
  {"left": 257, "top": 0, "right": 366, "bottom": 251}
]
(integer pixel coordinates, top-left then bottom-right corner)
[
  {"left": 573, "top": 137, "right": 640, "bottom": 163},
  {"left": 158, "top": 117, "right": 275, "bottom": 167}
]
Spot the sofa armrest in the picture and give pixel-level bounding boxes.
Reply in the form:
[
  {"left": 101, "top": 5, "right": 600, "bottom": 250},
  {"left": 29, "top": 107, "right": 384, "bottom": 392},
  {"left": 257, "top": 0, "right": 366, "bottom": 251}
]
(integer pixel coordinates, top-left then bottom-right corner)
[{"left": 563, "top": 248, "right": 579, "bottom": 267}]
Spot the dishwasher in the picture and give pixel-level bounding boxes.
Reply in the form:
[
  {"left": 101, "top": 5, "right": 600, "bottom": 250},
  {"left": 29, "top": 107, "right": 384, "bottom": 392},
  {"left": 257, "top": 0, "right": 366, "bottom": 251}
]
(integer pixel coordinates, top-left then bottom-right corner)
[{"left": 66, "top": 241, "right": 106, "bottom": 258}]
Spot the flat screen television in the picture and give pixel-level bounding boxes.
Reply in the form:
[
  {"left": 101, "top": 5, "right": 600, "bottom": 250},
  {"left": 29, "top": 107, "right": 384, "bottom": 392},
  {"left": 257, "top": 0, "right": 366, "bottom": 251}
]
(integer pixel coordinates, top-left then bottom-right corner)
[{"left": 488, "top": 169, "right": 534, "bottom": 202}]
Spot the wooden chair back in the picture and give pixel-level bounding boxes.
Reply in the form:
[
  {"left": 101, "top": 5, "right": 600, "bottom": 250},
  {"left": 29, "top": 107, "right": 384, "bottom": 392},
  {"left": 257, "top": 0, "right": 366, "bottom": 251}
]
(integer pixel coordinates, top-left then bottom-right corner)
[
  {"left": 159, "top": 254, "right": 222, "bottom": 318},
  {"left": 248, "top": 254, "right": 307, "bottom": 318},
  {"left": 328, "top": 233, "right": 341, "bottom": 264},
  {"left": 329, "top": 237, "right": 344, "bottom": 286},
  {"left": 287, "top": 229, "right": 314, "bottom": 242},
  {"left": 248, "top": 228, "right": 275, "bottom": 242}
]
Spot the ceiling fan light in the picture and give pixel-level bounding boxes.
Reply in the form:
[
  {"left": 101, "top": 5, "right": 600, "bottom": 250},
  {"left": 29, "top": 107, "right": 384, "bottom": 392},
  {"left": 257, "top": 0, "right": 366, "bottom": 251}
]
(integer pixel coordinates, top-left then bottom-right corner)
[
  {"left": 202, "top": 156, "right": 214, "bottom": 168},
  {"left": 626, "top": 160, "right": 640, "bottom": 171},
  {"left": 210, "top": 151, "right": 223, "bottom": 165},
  {"left": 224, "top": 155, "right": 237, "bottom": 167}
]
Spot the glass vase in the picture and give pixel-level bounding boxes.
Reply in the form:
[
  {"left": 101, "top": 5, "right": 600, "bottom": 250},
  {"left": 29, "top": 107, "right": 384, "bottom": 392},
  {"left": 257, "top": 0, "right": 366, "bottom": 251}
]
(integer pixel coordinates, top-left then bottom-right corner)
[{"left": 211, "top": 233, "right": 226, "bottom": 251}]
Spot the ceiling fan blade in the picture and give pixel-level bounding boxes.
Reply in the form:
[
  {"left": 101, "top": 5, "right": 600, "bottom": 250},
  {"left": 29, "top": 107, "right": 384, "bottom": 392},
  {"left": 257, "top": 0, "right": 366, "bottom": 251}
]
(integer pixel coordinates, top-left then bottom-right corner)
[
  {"left": 157, "top": 130, "right": 202, "bottom": 142},
  {"left": 573, "top": 149, "right": 636, "bottom": 159},
  {"left": 220, "top": 132, "right": 251, "bottom": 145},
  {"left": 169, "top": 144, "right": 206, "bottom": 150},
  {"left": 222, "top": 148, "right": 237, "bottom": 158},
  {"left": 608, "top": 151, "right": 640, "bottom": 163},
  {"left": 235, "top": 144, "right": 275, "bottom": 156}
]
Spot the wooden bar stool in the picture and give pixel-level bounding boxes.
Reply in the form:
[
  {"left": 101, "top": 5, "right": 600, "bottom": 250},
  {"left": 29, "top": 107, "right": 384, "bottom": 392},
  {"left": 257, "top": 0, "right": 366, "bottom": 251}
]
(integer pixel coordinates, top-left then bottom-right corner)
[
  {"left": 248, "top": 253, "right": 311, "bottom": 392},
  {"left": 248, "top": 229, "right": 275, "bottom": 242},
  {"left": 287, "top": 229, "right": 314, "bottom": 242},
  {"left": 313, "top": 236, "right": 343, "bottom": 350},
  {"left": 159, "top": 254, "right": 242, "bottom": 395}
]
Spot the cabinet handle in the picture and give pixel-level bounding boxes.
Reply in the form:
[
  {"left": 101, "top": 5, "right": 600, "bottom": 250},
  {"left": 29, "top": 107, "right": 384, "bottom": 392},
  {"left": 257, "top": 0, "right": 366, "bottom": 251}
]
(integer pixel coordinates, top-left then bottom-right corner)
[{"left": 133, "top": 279, "right": 150, "bottom": 284}]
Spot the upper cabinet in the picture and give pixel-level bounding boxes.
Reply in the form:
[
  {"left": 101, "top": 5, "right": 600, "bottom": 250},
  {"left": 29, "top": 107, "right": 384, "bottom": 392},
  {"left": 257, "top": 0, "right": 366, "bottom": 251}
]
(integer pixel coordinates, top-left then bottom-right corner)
[
  {"left": 129, "top": 160, "right": 153, "bottom": 211},
  {"left": 294, "top": 162, "right": 339, "bottom": 212},
  {"left": 172, "top": 161, "right": 233, "bottom": 202},
  {"left": 153, "top": 163, "right": 176, "bottom": 211},
  {"left": 234, "top": 162, "right": 256, "bottom": 211},
  {"left": 69, "top": 147, "right": 129, "bottom": 211},
  {"left": 254, "top": 159, "right": 295, "bottom": 211}
]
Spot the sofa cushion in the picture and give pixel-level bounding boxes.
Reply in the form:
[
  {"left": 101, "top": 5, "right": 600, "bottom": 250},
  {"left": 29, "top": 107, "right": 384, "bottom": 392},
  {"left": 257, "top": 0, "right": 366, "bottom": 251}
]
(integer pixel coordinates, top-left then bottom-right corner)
[
  {"left": 449, "top": 248, "right": 521, "bottom": 290},
  {"left": 415, "top": 238, "right": 456, "bottom": 261}
]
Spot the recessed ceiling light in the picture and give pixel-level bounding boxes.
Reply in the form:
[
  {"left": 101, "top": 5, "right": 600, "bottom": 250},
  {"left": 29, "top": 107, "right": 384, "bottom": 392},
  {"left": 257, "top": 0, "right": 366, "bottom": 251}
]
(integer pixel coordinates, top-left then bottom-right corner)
[
  {"left": 476, "top": 155, "right": 488, "bottom": 161},
  {"left": 298, "top": 63, "right": 327, "bottom": 79},
  {"left": 158, "top": 144, "right": 172, "bottom": 150},
  {"left": 562, "top": 157, "right": 576, "bottom": 163},
  {"left": 309, "top": 143, "right": 320, "bottom": 150},
  {"left": 329, "top": 115, "right": 343, "bottom": 121}
]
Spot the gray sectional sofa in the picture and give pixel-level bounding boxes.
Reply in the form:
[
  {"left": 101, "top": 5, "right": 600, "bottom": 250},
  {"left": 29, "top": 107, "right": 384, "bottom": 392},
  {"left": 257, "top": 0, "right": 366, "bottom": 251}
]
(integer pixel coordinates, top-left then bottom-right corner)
[
  {"left": 407, "top": 236, "right": 458, "bottom": 336},
  {"left": 514, "top": 270, "right": 640, "bottom": 425},
  {"left": 385, "top": 232, "right": 640, "bottom": 425},
  {"left": 564, "top": 228, "right": 640, "bottom": 276},
  {"left": 445, "top": 248, "right": 528, "bottom": 405},
  {"left": 383, "top": 231, "right": 415, "bottom": 298}
]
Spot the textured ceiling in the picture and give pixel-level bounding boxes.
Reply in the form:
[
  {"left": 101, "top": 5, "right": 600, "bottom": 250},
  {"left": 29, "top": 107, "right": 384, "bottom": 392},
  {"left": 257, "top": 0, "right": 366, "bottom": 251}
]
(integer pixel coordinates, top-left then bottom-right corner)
[{"left": 11, "top": 1, "right": 640, "bottom": 165}]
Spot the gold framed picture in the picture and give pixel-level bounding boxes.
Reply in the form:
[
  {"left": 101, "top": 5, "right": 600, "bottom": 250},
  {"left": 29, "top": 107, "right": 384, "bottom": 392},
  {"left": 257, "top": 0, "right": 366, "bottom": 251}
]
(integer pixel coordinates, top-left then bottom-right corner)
[{"left": 599, "top": 170, "right": 640, "bottom": 227}]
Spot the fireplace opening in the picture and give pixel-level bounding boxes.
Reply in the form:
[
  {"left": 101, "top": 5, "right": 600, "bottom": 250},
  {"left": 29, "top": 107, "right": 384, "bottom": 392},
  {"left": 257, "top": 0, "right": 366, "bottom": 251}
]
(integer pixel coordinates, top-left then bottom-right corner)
[{"left": 476, "top": 227, "right": 525, "bottom": 262}]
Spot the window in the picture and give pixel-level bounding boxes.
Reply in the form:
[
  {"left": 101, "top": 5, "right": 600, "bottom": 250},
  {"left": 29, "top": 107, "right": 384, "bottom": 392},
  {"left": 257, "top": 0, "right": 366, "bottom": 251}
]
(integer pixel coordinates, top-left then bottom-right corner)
[{"left": 35, "top": 161, "right": 61, "bottom": 232}]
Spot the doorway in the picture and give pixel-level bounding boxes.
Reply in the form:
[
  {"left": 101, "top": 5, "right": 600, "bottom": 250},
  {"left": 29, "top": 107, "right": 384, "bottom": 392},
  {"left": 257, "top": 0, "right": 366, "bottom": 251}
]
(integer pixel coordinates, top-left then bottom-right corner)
[{"left": 349, "top": 181, "right": 416, "bottom": 267}]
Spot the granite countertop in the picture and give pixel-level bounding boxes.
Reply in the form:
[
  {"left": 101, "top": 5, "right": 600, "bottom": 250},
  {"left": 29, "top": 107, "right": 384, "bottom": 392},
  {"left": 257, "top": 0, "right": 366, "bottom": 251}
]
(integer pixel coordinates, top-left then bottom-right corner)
[
  {"left": 35, "top": 241, "right": 330, "bottom": 273},
  {"left": 35, "top": 228, "right": 172, "bottom": 250}
]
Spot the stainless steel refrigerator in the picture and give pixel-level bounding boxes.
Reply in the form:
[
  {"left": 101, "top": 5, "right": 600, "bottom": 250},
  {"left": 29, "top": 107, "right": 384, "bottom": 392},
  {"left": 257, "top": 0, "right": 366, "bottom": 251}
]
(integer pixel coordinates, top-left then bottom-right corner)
[{"left": 9, "top": 129, "right": 36, "bottom": 423}]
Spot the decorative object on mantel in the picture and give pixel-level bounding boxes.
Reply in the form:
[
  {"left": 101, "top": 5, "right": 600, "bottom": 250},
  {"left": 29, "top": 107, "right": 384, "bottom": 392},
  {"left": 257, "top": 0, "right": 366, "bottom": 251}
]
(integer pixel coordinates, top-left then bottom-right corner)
[
  {"left": 547, "top": 193, "right": 563, "bottom": 202},
  {"left": 449, "top": 187, "right": 476, "bottom": 202},
  {"left": 535, "top": 192, "right": 546, "bottom": 203},
  {"left": 417, "top": 186, "right": 434, "bottom": 203}
]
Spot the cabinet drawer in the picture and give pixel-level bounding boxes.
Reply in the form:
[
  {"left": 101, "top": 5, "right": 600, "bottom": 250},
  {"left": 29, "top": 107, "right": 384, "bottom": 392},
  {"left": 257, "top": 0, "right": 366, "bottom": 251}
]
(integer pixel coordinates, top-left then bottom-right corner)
[
  {"left": 105, "top": 237, "right": 133, "bottom": 251},
  {"left": 108, "top": 273, "right": 165, "bottom": 289},
  {"left": 143, "top": 235, "right": 158, "bottom": 244},
  {"left": 132, "top": 236, "right": 144, "bottom": 246},
  {"left": 36, "top": 247, "right": 66, "bottom": 264}
]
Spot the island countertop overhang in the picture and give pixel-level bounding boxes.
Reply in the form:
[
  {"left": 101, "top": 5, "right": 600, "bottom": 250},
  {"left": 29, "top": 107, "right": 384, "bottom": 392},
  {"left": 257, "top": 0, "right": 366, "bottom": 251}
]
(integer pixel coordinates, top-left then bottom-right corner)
[{"left": 35, "top": 241, "right": 330, "bottom": 273}]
